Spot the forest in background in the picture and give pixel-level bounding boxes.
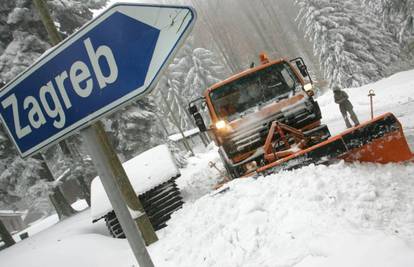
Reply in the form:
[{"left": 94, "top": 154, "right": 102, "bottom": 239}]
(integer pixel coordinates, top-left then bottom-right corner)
[{"left": 0, "top": 0, "right": 413, "bottom": 223}]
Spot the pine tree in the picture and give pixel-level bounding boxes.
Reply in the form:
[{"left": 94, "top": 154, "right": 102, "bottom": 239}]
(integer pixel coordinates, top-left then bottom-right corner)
[
  {"left": 0, "top": 30, "right": 50, "bottom": 82},
  {"left": 362, "top": 0, "right": 414, "bottom": 71},
  {"left": 295, "top": 0, "right": 400, "bottom": 87},
  {"left": 105, "top": 97, "right": 164, "bottom": 161},
  {"left": 363, "top": 0, "right": 414, "bottom": 46},
  {"left": 155, "top": 40, "right": 228, "bottom": 134},
  {"left": 0, "top": 0, "right": 107, "bottom": 82}
]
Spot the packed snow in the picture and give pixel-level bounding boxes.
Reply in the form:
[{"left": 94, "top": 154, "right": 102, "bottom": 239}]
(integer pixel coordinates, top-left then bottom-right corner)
[
  {"left": 1, "top": 70, "right": 414, "bottom": 266},
  {"left": 90, "top": 144, "right": 180, "bottom": 220},
  {"left": 153, "top": 161, "right": 414, "bottom": 267}
]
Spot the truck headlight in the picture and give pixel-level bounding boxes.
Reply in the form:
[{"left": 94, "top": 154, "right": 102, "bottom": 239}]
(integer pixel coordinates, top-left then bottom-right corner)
[
  {"left": 215, "top": 120, "right": 226, "bottom": 130},
  {"left": 303, "top": 83, "right": 314, "bottom": 96},
  {"left": 303, "top": 83, "right": 313, "bottom": 91}
]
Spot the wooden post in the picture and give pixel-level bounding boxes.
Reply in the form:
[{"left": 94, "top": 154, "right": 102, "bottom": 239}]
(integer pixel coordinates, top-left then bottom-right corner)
[
  {"left": 32, "top": 0, "right": 62, "bottom": 45},
  {"left": 82, "top": 121, "right": 156, "bottom": 266}
]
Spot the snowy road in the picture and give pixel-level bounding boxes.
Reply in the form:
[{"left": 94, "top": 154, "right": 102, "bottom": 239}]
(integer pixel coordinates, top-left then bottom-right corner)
[{"left": 1, "top": 70, "right": 414, "bottom": 266}]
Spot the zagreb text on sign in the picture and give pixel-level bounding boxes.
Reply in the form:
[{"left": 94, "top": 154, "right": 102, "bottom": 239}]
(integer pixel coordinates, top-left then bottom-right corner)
[{"left": 2, "top": 38, "right": 118, "bottom": 139}]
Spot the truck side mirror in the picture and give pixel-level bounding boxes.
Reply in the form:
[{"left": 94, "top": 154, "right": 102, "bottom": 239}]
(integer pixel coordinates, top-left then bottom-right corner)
[
  {"left": 194, "top": 113, "right": 207, "bottom": 132},
  {"left": 296, "top": 60, "right": 308, "bottom": 78},
  {"left": 188, "top": 104, "right": 207, "bottom": 132},
  {"left": 189, "top": 104, "right": 198, "bottom": 115}
]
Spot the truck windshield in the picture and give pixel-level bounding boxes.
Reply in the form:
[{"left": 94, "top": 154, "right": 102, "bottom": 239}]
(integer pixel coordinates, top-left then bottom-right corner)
[{"left": 210, "top": 62, "right": 301, "bottom": 121}]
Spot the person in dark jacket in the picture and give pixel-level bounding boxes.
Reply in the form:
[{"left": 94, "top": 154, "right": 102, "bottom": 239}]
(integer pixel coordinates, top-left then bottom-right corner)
[{"left": 333, "top": 85, "right": 359, "bottom": 128}]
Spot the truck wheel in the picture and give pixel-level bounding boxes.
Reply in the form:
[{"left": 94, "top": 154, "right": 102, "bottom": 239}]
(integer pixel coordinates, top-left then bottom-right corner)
[
  {"left": 105, "top": 177, "right": 183, "bottom": 238},
  {"left": 218, "top": 149, "right": 239, "bottom": 179}
]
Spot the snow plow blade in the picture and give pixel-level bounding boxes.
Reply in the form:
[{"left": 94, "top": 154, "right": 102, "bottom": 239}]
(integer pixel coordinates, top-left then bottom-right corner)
[{"left": 257, "top": 113, "right": 413, "bottom": 175}]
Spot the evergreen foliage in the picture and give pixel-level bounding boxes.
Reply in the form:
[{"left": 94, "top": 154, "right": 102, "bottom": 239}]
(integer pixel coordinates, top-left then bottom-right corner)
[
  {"left": 155, "top": 39, "right": 228, "bottom": 134},
  {"left": 363, "top": 0, "right": 414, "bottom": 46},
  {"left": 105, "top": 97, "right": 164, "bottom": 161},
  {"left": 296, "top": 0, "right": 400, "bottom": 87},
  {"left": 0, "top": 0, "right": 107, "bottom": 82}
]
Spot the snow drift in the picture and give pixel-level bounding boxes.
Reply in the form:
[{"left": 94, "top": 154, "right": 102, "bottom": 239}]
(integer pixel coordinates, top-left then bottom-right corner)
[{"left": 153, "top": 161, "right": 414, "bottom": 266}]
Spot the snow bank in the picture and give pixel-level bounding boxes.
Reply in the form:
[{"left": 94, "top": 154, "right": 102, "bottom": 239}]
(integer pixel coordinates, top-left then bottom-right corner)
[
  {"left": 90, "top": 144, "right": 180, "bottom": 220},
  {"left": 176, "top": 144, "right": 223, "bottom": 203},
  {"left": 152, "top": 161, "right": 414, "bottom": 266}
]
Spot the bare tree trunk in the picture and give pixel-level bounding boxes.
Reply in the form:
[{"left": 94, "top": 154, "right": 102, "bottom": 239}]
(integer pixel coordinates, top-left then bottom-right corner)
[
  {"left": 76, "top": 176, "right": 91, "bottom": 207},
  {"left": 155, "top": 112, "right": 170, "bottom": 137},
  {"left": 33, "top": 154, "right": 77, "bottom": 220},
  {"left": 48, "top": 188, "right": 77, "bottom": 220},
  {"left": 66, "top": 138, "right": 91, "bottom": 207},
  {"left": 172, "top": 90, "right": 210, "bottom": 147},
  {"left": 189, "top": 0, "right": 239, "bottom": 72},
  {"left": 160, "top": 92, "right": 194, "bottom": 156},
  {"left": 0, "top": 219, "right": 15, "bottom": 248}
]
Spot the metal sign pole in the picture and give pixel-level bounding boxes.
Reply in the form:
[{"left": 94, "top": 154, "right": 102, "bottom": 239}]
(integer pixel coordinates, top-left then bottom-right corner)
[{"left": 81, "top": 121, "right": 155, "bottom": 267}]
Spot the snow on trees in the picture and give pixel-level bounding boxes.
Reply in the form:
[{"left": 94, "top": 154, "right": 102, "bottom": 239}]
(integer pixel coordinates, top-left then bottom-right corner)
[
  {"left": 155, "top": 40, "right": 228, "bottom": 135},
  {"left": 362, "top": 0, "right": 414, "bottom": 71},
  {"left": 182, "top": 47, "right": 227, "bottom": 100},
  {"left": 0, "top": 156, "right": 55, "bottom": 217},
  {"left": 295, "top": 0, "right": 400, "bottom": 88},
  {"left": 0, "top": 31, "right": 50, "bottom": 82},
  {"left": 363, "top": 0, "right": 414, "bottom": 47},
  {"left": 105, "top": 97, "right": 164, "bottom": 162}
]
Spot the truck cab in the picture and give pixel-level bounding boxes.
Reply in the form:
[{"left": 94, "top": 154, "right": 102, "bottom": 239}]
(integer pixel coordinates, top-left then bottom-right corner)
[{"left": 190, "top": 55, "right": 329, "bottom": 178}]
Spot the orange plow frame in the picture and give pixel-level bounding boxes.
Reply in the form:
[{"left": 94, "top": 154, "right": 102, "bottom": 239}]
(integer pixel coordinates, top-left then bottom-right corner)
[{"left": 257, "top": 113, "right": 413, "bottom": 175}]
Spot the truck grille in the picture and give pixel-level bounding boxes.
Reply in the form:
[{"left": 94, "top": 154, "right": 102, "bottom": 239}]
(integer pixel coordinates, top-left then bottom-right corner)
[{"left": 223, "top": 99, "right": 321, "bottom": 159}]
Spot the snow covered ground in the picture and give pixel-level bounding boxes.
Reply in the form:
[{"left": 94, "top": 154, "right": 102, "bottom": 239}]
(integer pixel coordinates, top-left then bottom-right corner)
[{"left": 1, "top": 70, "right": 414, "bottom": 266}]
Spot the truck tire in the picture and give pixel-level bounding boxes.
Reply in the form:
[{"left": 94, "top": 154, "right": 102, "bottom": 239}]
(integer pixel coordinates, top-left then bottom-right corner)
[
  {"left": 218, "top": 148, "right": 239, "bottom": 179},
  {"left": 105, "top": 177, "right": 183, "bottom": 238}
]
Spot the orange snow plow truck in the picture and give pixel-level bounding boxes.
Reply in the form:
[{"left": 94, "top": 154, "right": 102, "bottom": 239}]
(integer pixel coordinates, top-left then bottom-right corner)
[{"left": 189, "top": 54, "right": 413, "bottom": 178}]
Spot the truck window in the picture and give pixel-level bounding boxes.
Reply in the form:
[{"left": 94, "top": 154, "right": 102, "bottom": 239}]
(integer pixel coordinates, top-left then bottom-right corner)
[{"left": 210, "top": 63, "right": 300, "bottom": 121}]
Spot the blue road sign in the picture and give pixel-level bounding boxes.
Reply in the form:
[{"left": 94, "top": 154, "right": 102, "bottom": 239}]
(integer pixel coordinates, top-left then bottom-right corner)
[{"left": 0, "top": 4, "right": 196, "bottom": 157}]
